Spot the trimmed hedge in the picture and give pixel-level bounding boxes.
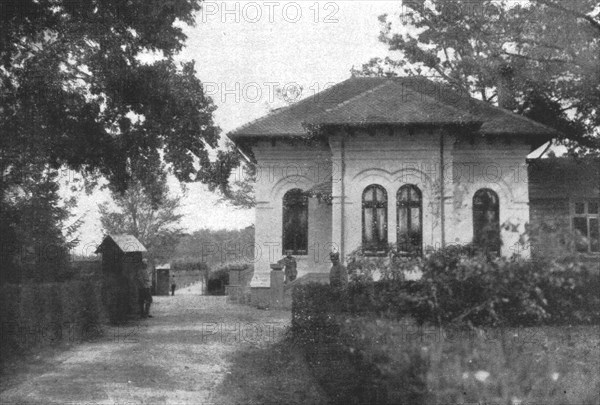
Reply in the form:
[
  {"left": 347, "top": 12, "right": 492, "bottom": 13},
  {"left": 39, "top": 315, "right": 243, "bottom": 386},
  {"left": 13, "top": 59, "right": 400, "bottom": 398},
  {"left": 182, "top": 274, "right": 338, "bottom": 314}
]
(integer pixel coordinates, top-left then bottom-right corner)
[{"left": 0, "top": 280, "right": 106, "bottom": 361}]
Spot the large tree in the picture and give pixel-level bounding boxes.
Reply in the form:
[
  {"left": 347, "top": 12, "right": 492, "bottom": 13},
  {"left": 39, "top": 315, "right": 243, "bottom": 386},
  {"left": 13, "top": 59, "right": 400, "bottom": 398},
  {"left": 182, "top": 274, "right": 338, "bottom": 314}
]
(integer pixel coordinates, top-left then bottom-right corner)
[
  {"left": 98, "top": 172, "right": 184, "bottom": 265},
  {"left": 0, "top": 0, "right": 233, "bottom": 195},
  {"left": 354, "top": 0, "right": 600, "bottom": 152},
  {"left": 0, "top": 163, "right": 77, "bottom": 283},
  {"left": 0, "top": 0, "right": 239, "bottom": 274}
]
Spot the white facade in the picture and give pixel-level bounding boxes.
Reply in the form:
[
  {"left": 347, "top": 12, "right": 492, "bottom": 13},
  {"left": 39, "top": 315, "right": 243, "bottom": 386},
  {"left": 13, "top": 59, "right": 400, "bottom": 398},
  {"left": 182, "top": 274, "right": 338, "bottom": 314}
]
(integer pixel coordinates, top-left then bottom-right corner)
[
  {"left": 251, "top": 139, "right": 333, "bottom": 286},
  {"left": 250, "top": 127, "right": 532, "bottom": 287}
]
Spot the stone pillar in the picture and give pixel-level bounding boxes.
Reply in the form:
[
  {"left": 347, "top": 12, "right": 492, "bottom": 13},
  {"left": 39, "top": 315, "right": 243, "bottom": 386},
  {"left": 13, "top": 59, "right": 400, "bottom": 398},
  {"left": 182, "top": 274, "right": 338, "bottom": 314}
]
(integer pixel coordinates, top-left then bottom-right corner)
[{"left": 251, "top": 201, "right": 277, "bottom": 287}]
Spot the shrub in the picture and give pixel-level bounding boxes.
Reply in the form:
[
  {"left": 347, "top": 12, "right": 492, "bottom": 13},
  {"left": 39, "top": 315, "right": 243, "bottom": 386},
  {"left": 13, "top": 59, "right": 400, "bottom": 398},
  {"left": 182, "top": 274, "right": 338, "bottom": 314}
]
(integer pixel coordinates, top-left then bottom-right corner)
[
  {"left": 206, "top": 263, "right": 253, "bottom": 295},
  {"left": 418, "top": 255, "right": 548, "bottom": 326},
  {"left": 418, "top": 252, "right": 599, "bottom": 327},
  {"left": 346, "top": 243, "right": 477, "bottom": 282},
  {"left": 537, "top": 260, "right": 600, "bottom": 325}
]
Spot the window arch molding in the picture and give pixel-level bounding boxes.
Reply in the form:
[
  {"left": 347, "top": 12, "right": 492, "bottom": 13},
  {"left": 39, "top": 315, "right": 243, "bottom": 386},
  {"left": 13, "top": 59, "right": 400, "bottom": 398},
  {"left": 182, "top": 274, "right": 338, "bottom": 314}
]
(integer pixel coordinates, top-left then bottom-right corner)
[
  {"left": 362, "top": 184, "right": 388, "bottom": 255},
  {"left": 269, "top": 175, "right": 314, "bottom": 201}
]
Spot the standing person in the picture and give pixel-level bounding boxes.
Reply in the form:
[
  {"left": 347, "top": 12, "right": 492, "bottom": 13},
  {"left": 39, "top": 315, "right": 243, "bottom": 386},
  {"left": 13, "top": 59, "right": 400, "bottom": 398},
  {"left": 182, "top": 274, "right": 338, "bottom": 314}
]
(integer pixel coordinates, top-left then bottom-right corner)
[
  {"left": 136, "top": 259, "right": 153, "bottom": 318},
  {"left": 171, "top": 275, "right": 176, "bottom": 296},
  {"left": 329, "top": 252, "right": 348, "bottom": 289},
  {"left": 278, "top": 250, "right": 297, "bottom": 284}
]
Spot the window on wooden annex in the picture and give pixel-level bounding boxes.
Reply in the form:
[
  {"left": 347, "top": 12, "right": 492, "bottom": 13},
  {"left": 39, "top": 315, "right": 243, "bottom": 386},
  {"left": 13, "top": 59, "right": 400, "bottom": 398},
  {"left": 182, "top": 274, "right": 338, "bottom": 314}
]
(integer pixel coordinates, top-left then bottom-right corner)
[
  {"left": 473, "top": 189, "right": 500, "bottom": 256},
  {"left": 362, "top": 185, "right": 388, "bottom": 255},
  {"left": 282, "top": 188, "right": 308, "bottom": 255},
  {"left": 572, "top": 200, "right": 599, "bottom": 253},
  {"left": 397, "top": 185, "right": 422, "bottom": 256}
]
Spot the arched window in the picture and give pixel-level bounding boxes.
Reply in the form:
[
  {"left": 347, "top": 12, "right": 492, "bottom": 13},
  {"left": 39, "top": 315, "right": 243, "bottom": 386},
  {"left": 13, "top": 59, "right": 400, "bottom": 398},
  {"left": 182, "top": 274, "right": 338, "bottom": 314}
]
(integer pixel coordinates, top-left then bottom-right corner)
[
  {"left": 397, "top": 185, "right": 422, "bottom": 256},
  {"left": 362, "top": 185, "right": 388, "bottom": 254},
  {"left": 282, "top": 189, "right": 308, "bottom": 255},
  {"left": 473, "top": 189, "right": 500, "bottom": 255}
]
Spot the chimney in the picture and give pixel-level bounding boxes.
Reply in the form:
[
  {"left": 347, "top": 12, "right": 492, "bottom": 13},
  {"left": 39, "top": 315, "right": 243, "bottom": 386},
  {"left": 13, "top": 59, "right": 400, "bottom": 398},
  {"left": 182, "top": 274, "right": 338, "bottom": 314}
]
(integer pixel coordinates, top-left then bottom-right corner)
[{"left": 497, "top": 65, "right": 517, "bottom": 110}]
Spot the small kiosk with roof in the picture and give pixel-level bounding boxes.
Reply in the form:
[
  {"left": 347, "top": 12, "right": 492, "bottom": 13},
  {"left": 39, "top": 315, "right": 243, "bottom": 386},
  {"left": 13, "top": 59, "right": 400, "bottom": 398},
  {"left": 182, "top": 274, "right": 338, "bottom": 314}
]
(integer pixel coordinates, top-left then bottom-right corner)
[
  {"left": 95, "top": 234, "right": 147, "bottom": 322},
  {"left": 155, "top": 263, "right": 171, "bottom": 295}
]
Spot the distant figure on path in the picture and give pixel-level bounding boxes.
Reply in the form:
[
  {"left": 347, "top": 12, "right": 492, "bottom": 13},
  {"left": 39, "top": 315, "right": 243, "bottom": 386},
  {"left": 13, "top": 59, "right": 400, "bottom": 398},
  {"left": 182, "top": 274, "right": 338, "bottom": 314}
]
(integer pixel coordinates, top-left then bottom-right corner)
[
  {"left": 278, "top": 250, "right": 297, "bottom": 284},
  {"left": 136, "top": 259, "right": 153, "bottom": 318},
  {"left": 171, "top": 275, "right": 176, "bottom": 296},
  {"left": 329, "top": 252, "right": 348, "bottom": 289}
]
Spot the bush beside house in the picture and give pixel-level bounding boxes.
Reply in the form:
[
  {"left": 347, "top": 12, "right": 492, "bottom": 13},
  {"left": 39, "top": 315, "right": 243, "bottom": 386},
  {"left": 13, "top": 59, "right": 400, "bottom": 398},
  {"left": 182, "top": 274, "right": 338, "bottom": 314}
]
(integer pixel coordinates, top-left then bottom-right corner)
[{"left": 342, "top": 246, "right": 600, "bottom": 327}]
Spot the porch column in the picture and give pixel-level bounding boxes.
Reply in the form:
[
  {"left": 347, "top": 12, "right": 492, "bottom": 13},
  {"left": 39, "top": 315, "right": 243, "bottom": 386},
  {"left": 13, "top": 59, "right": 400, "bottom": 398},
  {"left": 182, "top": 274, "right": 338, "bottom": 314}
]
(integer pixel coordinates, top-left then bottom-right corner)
[
  {"left": 441, "top": 131, "right": 455, "bottom": 250},
  {"left": 329, "top": 133, "right": 345, "bottom": 262}
]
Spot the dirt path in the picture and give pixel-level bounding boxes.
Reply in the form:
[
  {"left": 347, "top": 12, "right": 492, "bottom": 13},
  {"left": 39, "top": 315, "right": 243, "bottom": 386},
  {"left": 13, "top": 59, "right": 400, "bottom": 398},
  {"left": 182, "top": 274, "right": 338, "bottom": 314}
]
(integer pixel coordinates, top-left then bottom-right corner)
[{"left": 0, "top": 285, "right": 327, "bottom": 404}]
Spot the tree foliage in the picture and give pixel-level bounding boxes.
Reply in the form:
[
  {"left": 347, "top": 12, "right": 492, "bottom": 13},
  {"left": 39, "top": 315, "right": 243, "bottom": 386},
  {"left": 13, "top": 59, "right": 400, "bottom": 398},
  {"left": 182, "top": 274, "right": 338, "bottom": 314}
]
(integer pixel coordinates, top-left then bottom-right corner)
[
  {"left": 0, "top": 165, "right": 73, "bottom": 282},
  {"left": 354, "top": 0, "right": 600, "bottom": 152},
  {"left": 98, "top": 172, "right": 184, "bottom": 265},
  {"left": 0, "top": 0, "right": 243, "bottom": 273},
  {"left": 216, "top": 153, "right": 256, "bottom": 209},
  {"left": 173, "top": 225, "right": 255, "bottom": 268},
  {"left": 0, "top": 0, "right": 231, "bottom": 193}
]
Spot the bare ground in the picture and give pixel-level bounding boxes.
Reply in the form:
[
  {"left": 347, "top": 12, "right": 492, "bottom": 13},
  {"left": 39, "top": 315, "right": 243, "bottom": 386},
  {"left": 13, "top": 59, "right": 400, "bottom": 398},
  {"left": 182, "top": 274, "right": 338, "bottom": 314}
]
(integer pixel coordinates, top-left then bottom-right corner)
[{"left": 0, "top": 284, "right": 328, "bottom": 404}]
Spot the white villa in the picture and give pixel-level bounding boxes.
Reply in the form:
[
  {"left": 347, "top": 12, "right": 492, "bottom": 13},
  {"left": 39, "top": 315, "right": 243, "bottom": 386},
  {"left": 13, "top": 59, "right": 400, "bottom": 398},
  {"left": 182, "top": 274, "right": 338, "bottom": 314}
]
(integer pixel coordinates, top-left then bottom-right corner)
[{"left": 227, "top": 76, "right": 596, "bottom": 287}]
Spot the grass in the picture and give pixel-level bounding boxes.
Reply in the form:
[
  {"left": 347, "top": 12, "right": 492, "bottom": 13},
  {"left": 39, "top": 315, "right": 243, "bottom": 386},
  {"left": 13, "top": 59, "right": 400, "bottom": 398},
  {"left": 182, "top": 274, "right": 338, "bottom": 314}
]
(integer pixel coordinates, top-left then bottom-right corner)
[
  {"left": 213, "top": 331, "right": 329, "bottom": 404},
  {"left": 304, "top": 317, "right": 600, "bottom": 405},
  {"left": 422, "top": 324, "right": 600, "bottom": 404}
]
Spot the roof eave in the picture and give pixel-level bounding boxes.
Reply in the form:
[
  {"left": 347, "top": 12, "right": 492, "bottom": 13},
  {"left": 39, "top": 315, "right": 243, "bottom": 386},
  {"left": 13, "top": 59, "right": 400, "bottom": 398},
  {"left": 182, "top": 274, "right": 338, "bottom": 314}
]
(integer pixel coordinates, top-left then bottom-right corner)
[{"left": 308, "top": 120, "right": 482, "bottom": 127}]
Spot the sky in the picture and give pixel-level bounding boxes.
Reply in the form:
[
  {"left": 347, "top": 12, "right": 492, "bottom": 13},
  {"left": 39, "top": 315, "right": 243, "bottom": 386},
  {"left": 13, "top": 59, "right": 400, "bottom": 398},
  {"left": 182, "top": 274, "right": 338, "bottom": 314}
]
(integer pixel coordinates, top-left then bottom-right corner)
[{"left": 70, "top": 1, "right": 401, "bottom": 250}]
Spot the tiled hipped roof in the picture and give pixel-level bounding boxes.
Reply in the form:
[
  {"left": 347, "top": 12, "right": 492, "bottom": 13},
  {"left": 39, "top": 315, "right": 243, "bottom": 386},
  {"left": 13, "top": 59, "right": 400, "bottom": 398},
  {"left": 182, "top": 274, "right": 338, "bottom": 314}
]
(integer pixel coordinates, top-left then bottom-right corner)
[
  {"left": 228, "top": 76, "right": 557, "bottom": 140},
  {"left": 95, "top": 234, "right": 148, "bottom": 254}
]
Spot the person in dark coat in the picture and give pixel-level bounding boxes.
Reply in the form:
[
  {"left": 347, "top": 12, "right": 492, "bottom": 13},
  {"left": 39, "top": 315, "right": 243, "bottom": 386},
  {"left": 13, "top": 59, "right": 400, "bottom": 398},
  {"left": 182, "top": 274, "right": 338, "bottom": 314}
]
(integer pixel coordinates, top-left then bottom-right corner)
[
  {"left": 171, "top": 275, "right": 176, "bottom": 296},
  {"left": 136, "top": 259, "right": 153, "bottom": 318},
  {"left": 278, "top": 250, "right": 297, "bottom": 284},
  {"left": 329, "top": 252, "right": 348, "bottom": 289}
]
